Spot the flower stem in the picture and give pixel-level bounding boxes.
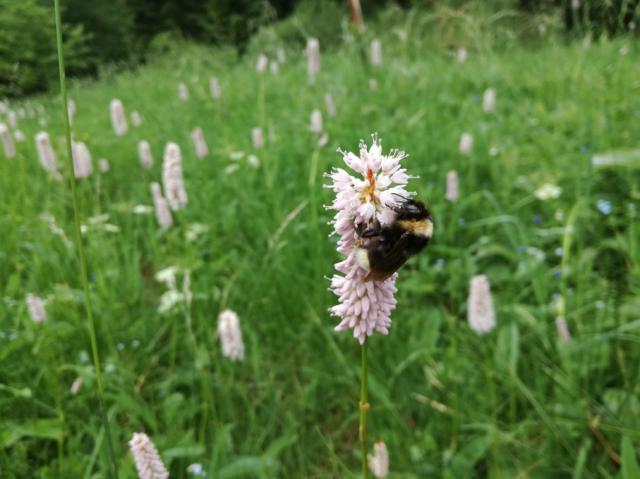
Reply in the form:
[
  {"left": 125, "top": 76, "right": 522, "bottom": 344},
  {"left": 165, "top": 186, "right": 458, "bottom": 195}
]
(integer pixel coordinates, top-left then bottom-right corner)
[
  {"left": 53, "top": 1, "right": 118, "bottom": 478},
  {"left": 359, "top": 341, "right": 369, "bottom": 479}
]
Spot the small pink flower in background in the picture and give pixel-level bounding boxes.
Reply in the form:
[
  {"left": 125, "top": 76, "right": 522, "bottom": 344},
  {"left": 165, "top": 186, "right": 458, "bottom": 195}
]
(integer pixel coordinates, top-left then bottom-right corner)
[
  {"left": 13, "top": 130, "right": 25, "bottom": 142},
  {"left": 458, "top": 132, "right": 473, "bottom": 155},
  {"left": 310, "top": 109, "right": 323, "bottom": 133},
  {"left": 324, "top": 93, "right": 336, "bottom": 117},
  {"left": 326, "top": 135, "right": 413, "bottom": 343},
  {"left": 131, "top": 110, "right": 142, "bottom": 126},
  {"left": 217, "top": 309, "right": 245, "bottom": 361},
  {"left": 368, "top": 440, "right": 389, "bottom": 478},
  {"left": 72, "top": 141, "right": 93, "bottom": 179},
  {"left": 191, "top": 127, "right": 208, "bottom": 158},
  {"left": 251, "top": 127, "right": 264, "bottom": 149},
  {"left": 150, "top": 182, "right": 173, "bottom": 230},
  {"left": 26, "top": 293, "right": 47, "bottom": 323},
  {"left": 109, "top": 99, "right": 128, "bottom": 136},
  {"left": 99, "top": 158, "right": 110, "bottom": 173},
  {"left": 370, "top": 39, "right": 382, "bottom": 67},
  {"left": 306, "top": 38, "right": 320, "bottom": 79},
  {"left": 178, "top": 82, "right": 189, "bottom": 101},
  {"left": 138, "top": 140, "right": 154, "bottom": 169},
  {"left": 209, "top": 76, "right": 221, "bottom": 99},
  {"left": 35, "top": 132, "right": 61, "bottom": 179},
  {"left": 162, "top": 142, "right": 188, "bottom": 210},
  {"left": 277, "top": 47, "right": 286, "bottom": 64},
  {"left": 70, "top": 377, "right": 83, "bottom": 395},
  {"left": 456, "top": 47, "right": 468, "bottom": 63},
  {"left": 0, "top": 123, "right": 16, "bottom": 158},
  {"left": 129, "top": 432, "right": 169, "bottom": 479},
  {"left": 482, "top": 88, "right": 496, "bottom": 113},
  {"left": 467, "top": 275, "right": 496, "bottom": 334},
  {"left": 445, "top": 170, "right": 459, "bottom": 202},
  {"left": 255, "top": 53, "right": 268, "bottom": 74}
]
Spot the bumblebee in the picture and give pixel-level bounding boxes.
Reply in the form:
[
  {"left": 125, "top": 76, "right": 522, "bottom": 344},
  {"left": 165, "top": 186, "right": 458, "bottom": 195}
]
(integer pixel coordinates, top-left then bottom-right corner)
[{"left": 354, "top": 198, "right": 433, "bottom": 281}]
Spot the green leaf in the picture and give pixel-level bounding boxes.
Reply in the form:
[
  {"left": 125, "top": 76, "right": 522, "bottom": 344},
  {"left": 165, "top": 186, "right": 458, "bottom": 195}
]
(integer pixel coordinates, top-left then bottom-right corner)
[
  {"left": 621, "top": 436, "right": 640, "bottom": 479},
  {"left": 0, "top": 419, "right": 62, "bottom": 448}
]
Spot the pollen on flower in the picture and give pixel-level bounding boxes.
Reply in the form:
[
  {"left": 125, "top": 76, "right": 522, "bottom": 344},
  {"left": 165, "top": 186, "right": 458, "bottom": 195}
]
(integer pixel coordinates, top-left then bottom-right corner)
[{"left": 326, "top": 135, "right": 413, "bottom": 343}]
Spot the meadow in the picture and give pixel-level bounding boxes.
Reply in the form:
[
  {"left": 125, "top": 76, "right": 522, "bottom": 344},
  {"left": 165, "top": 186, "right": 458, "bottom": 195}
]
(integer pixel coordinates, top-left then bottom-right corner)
[{"left": 1, "top": 5, "right": 640, "bottom": 478}]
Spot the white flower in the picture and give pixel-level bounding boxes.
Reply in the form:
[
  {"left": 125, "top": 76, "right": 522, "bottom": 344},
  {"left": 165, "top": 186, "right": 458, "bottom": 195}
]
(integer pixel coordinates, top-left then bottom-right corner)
[
  {"left": 133, "top": 204, "right": 153, "bottom": 214},
  {"left": 209, "top": 76, "right": 221, "bottom": 99},
  {"left": 178, "top": 82, "right": 189, "bottom": 101},
  {"left": 310, "top": 109, "right": 323, "bottom": 133},
  {"left": 217, "top": 309, "right": 245, "bottom": 361},
  {"left": 277, "top": 47, "right": 286, "bottom": 64},
  {"left": 368, "top": 440, "right": 389, "bottom": 478},
  {"left": 370, "top": 39, "right": 382, "bottom": 66},
  {"left": 256, "top": 53, "right": 268, "bottom": 73},
  {"left": 186, "top": 222, "right": 209, "bottom": 242},
  {"left": 324, "top": 93, "right": 336, "bottom": 117},
  {"left": 99, "top": 158, "right": 110, "bottom": 173},
  {"left": 191, "top": 127, "right": 208, "bottom": 158},
  {"left": 458, "top": 133, "right": 473, "bottom": 155},
  {"left": 26, "top": 294, "right": 47, "bottom": 323},
  {"left": 109, "top": 99, "right": 128, "bottom": 136},
  {"left": 534, "top": 183, "right": 561, "bottom": 200},
  {"left": 72, "top": 141, "right": 93, "bottom": 179},
  {"left": 251, "top": 127, "right": 264, "bottom": 149},
  {"left": 306, "top": 38, "right": 320, "bottom": 79},
  {"left": 129, "top": 432, "right": 169, "bottom": 479},
  {"left": 247, "top": 154, "right": 260, "bottom": 168},
  {"left": 445, "top": 170, "right": 459, "bottom": 202},
  {"left": 35, "top": 131, "right": 60, "bottom": 178},
  {"left": 13, "top": 130, "right": 25, "bottom": 142},
  {"left": 326, "top": 135, "right": 413, "bottom": 343},
  {"left": 70, "top": 377, "right": 83, "bottom": 395},
  {"left": 456, "top": 47, "right": 468, "bottom": 63},
  {"left": 0, "top": 123, "right": 16, "bottom": 158},
  {"left": 158, "top": 290, "right": 185, "bottom": 314},
  {"left": 482, "top": 88, "right": 496, "bottom": 113},
  {"left": 155, "top": 266, "right": 178, "bottom": 289},
  {"left": 467, "top": 275, "right": 496, "bottom": 334},
  {"left": 131, "top": 110, "right": 142, "bottom": 126},
  {"left": 162, "top": 142, "right": 188, "bottom": 210},
  {"left": 317, "top": 132, "right": 329, "bottom": 148},
  {"left": 138, "top": 140, "right": 154, "bottom": 169},
  {"left": 150, "top": 182, "right": 173, "bottom": 230}
]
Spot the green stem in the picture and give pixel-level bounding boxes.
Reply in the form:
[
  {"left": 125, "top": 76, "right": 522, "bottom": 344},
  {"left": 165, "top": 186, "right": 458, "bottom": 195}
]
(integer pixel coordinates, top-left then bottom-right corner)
[
  {"left": 53, "top": 2, "right": 118, "bottom": 477},
  {"left": 359, "top": 341, "right": 369, "bottom": 479}
]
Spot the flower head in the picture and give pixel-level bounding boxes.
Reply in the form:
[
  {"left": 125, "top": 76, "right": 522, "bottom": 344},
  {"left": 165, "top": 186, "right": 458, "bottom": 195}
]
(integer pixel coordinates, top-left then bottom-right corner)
[
  {"left": 482, "top": 88, "right": 496, "bottom": 113},
  {"left": 256, "top": 53, "right": 268, "bottom": 73},
  {"left": 458, "top": 132, "right": 473, "bottom": 155},
  {"left": 368, "top": 440, "right": 389, "bottom": 478},
  {"left": 150, "top": 182, "right": 173, "bottom": 230},
  {"left": 131, "top": 111, "right": 142, "bottom": 126},
  {"left": 217, "top": 309, "right": 245, "bottom": 361},
  {"left": 467, "top": 275, "right": 496, "bottom": 334},
  {"left": 445, "top": 170, "right": 459, "bottom": 202},
  {"left": 72, "top": 141, "right": 93, "bottom": 179},
  {"left": 109, "top": 99, "right": 128, "bottom": 136},
  {"left": 370, "top": 39, "right": 383, "bottom": 67},
  {"left": 129, "top": 432, "right": 169, "bottom": 479},
  {"left": 178, "top": 82, "right": 189, "bottom": 101},
  {"left": 138, "top": 140, "right": 154, "bottom": 169},
  {"left": 0, "top": 122, "right": 16, "bottom": 158},
  {"left": 26, "top": 293, "right": 47, "bottom": 323},
  {"left": 35, "top": 131, "right": 60, "bottom": 179},
  {"left": 209, "top": 76, "right": 221, "bottom": 99},
  {"left": 306, "top": 38, "right": 320, "bottom": 79},
  {"left": 324, "top": 93, "right": 336, "bottom": 117},
  {"left": 326, "top": 135, "right": 413, "bottom": 343},
  {"left": 310, "top": 109, "right": 323, "bottom": 133},
  {"left": 191, "top": 127, "right": 208, "bottom": 158},
  {"left": 162, "top": 142, "right": 188, "bottom": 210}
]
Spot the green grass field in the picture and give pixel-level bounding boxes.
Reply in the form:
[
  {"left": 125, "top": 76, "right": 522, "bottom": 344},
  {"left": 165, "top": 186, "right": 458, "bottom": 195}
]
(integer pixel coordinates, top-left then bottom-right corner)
[{"left": 1, "top": 7, "right": 640, "bottom": 478}]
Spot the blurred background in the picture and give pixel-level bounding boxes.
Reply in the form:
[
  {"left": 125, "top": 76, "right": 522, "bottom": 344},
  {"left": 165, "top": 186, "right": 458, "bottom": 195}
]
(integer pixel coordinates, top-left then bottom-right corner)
[{"left": 1, "top": 0, "right": 638, "bottom": 97}]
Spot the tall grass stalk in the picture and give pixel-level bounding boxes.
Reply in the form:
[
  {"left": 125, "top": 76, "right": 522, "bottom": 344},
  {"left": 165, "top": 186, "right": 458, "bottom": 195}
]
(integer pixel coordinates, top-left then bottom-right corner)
[
  {"left": 53, "top": 1, "right": 119, "bottom": 477},
  {"left": 359, "top": 342, "right": 369, "bottom": 479}
]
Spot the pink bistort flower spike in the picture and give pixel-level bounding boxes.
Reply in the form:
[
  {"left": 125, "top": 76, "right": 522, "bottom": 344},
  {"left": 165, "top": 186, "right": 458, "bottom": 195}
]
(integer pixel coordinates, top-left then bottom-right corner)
[
  {"left": 326, "top": 135, "right": 414, "bottom": 343},
  {"left": 129, "top": 432, "right": 169, "bottom": 479}
]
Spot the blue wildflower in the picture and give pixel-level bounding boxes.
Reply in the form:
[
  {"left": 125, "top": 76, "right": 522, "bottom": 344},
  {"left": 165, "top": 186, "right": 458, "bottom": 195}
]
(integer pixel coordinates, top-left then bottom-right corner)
[{"left": 596, "top": 199, "right": 612, "bottom": 215}]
